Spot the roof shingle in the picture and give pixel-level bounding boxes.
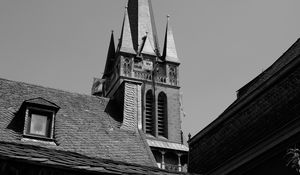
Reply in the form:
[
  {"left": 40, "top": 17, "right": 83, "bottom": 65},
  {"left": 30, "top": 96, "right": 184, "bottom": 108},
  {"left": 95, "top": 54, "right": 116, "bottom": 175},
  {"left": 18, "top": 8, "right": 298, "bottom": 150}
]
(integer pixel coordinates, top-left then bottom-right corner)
[
  {"left": 0, "top": 78, "right": 155, "bottom": 166},
  {"left": 0, "top": 141, "right": 187, "bottom": 175}
]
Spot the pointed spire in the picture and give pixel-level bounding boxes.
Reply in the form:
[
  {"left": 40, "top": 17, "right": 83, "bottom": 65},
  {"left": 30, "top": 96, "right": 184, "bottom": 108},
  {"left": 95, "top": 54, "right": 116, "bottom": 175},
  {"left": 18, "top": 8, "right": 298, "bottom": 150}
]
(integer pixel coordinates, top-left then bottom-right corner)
[
  {"left": 163, "top": 15, "right": 180, "bottom": 63},
  {"left": 103, "top": 31, "right": 116, "bottom": 78},
  {"left": 118, "top": 7, "right": 136, "bottom": 54},
  {"left": 127, "top": 0, "right": 160, "bottom": 56},
  {"left": 108, "top": 30, "right": 115, "bottom": 58}
]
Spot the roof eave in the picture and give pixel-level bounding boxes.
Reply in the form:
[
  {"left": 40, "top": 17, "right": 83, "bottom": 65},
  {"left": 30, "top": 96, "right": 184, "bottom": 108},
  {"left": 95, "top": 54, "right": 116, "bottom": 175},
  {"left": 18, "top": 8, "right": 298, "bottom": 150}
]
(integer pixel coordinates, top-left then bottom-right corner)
[{"left": 189, "top": 38, "right": 300, "bottom": 145}]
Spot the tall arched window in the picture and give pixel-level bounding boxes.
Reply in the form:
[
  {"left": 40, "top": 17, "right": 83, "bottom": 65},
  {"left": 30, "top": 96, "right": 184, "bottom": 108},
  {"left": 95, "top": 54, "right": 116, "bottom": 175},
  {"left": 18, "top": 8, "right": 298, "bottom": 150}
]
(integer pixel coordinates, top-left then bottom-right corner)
[
  {"left": 145, "top": 90, "right": 154, "bottom": 135},
  {"left": 157, "top": 92, "right": 167, "bottom": 138}
]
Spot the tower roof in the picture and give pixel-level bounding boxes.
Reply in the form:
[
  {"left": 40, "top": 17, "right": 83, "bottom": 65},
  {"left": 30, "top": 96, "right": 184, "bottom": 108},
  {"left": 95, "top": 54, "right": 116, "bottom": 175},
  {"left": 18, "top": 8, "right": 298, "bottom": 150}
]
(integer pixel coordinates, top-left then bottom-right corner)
[
  {"left": 103, "top": 31, "right": 116, "bottom": 78},
  {"left": 127, "top": 0, "right": 160, "bottom": 56},
  {"left": 139, "top": 33, "right": 156, "bottom": 55},
  {"left": 118, "top": 8, "right": 136, "bottom": 54},
  {"left": 162, "top": 16, "right": 180, "bottom": 63}
]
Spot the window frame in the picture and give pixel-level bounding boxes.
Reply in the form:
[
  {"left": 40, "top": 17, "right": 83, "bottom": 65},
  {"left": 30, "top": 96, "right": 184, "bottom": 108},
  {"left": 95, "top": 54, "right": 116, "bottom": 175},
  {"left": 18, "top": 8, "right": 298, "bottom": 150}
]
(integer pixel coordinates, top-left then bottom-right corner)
[
  {"left": 23, "top": 106, "right": 55, "bottom": 141},
  {"left": 157, "top": 92, "right": 168, "bottom": 138},
  {"left": 145, "top": 90, "right": 155, "bottom": 136}
]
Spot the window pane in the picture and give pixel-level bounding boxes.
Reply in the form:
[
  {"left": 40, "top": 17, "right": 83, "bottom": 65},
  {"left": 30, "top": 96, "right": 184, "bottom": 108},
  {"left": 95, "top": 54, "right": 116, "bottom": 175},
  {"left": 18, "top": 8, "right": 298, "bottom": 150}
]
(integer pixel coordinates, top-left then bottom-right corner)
[{"left": 30, "top": 114, "right": 48, "bottom": 136}]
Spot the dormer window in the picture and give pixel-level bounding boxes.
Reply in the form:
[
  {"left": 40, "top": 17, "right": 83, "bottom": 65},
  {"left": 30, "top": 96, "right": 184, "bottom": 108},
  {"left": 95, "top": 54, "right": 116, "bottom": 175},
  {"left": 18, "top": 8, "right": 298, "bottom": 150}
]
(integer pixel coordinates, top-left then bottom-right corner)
[
  {"left": 19, "top": 97, "right": 60, "bottom": 141},
  {"left": 27, "top": 108, "right": 53, "bottom": 138}
]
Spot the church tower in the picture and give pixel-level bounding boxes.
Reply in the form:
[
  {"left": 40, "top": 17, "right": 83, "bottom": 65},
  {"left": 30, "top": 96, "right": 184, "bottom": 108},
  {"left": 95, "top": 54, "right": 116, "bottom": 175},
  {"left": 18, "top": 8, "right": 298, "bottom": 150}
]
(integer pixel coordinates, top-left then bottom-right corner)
[{"left": 93, "top": 0, "right": 188, "bottom": 171}]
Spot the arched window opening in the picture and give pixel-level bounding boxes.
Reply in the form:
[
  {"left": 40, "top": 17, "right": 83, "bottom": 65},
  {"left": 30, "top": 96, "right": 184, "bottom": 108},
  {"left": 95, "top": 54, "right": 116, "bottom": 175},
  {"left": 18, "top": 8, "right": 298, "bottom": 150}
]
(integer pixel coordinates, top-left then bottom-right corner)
[
  {"left": 145, "top": 90, "right": 154, "bottom": 135},
  {"left": 158, "top": 92, "right": 167, "bottom": 138}
]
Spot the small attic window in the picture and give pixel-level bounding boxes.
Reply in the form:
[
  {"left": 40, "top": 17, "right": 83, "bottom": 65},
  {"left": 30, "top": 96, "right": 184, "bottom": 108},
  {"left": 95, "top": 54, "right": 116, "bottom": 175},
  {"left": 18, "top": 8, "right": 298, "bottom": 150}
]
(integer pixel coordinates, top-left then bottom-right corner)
[
  {"left": 20, "top": 97, "right": 60, "bottom": 141},
  {"left": 27, "top": 108, "right": 53, "bottom": 137}
]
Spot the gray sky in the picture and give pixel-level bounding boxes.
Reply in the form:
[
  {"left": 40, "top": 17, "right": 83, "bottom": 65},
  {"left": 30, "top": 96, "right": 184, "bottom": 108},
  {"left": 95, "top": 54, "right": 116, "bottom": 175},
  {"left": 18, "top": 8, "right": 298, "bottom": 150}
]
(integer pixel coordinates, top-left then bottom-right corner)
[{"left": 0, "top": 0, "right": 300, "bottom": 138}]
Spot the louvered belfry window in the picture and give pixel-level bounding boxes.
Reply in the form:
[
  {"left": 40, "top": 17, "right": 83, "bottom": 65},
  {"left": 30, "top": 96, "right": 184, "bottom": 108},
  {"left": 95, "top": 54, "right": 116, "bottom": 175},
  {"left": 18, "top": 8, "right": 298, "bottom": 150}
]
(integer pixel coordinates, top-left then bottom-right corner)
[
  {"left": 145, "top": 90, "right": 154, "bottom": 135},
  {"left": 158, "top": 92, "right": 167, "bottom": 138}
]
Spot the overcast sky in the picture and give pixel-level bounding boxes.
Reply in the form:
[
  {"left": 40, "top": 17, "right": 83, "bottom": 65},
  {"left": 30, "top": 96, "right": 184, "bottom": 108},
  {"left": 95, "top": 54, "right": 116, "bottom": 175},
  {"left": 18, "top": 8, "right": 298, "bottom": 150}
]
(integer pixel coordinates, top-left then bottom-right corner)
[{"left": 1, "top": 0, "right": 300, "bottom": 138}]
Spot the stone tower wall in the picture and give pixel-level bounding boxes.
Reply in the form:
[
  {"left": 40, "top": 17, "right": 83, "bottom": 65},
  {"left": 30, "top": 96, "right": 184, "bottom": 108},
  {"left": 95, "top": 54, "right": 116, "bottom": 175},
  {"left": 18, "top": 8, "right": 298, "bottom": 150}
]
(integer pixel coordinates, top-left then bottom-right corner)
[{"left": 144, "top": 82, "right": 181, "bottom": 143}]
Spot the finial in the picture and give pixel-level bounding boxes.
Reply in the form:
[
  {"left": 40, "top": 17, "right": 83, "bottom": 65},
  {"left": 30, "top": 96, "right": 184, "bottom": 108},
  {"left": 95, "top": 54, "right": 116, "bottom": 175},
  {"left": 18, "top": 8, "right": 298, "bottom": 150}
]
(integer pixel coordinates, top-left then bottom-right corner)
[
  {"left": 166, "top": 15, "right": 170, "bottom": 23},
  {"left": 124, "top": 0, "right": 128, "bottom": 9},
  {"left": 188, "top": 133, "right": 191, "bottom": 141},
  {"left": 145, "top": 31, "right": 149, "bottom": 36},
  {"left": 111, "top": 30, "right": 114, "bottom": 33}
]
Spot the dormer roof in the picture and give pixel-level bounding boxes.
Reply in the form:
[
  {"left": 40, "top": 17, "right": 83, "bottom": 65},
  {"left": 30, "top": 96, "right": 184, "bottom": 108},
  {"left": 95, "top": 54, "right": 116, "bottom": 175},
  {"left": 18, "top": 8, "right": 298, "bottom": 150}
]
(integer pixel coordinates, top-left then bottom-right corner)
[{"left": 23, "top": 97, "right": 60, "bottom": 111}]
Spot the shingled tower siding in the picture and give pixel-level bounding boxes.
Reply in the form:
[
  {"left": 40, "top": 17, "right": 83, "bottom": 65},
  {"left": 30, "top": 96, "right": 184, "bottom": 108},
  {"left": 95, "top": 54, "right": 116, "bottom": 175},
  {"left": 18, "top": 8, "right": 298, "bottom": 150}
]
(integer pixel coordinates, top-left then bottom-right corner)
[{"left": 121, "top": 82, "right": 142, "bottom": 131}]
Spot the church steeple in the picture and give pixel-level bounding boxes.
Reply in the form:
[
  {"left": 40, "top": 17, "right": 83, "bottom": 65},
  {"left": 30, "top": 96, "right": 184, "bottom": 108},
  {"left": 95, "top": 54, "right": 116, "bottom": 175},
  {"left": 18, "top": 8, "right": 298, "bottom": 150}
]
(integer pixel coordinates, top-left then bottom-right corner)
[
  {"left": 127, "top": 0, "right": 160, "bottom": 56},
  {"left": 118, "top": 7, "right": 136, "bottom": 54},
  {"left": 162, "top": 16, "right": 180, "bottom": 63},
  {"left": 95, "top": 1, "right": 188, "bottom": 171}
]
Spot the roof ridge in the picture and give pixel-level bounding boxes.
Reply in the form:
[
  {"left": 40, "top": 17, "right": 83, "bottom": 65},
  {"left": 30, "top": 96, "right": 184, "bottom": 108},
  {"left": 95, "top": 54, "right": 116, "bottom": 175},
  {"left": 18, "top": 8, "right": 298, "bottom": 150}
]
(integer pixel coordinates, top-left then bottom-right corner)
[
  {"left": 190, "top": 38, "right": 300, "bottom": 144},
  {"left": 0, "top": 77, "right": 109, "bottom": 101},
  {"left": 237, "top": 38, "right": 300, "bottom": 98}
]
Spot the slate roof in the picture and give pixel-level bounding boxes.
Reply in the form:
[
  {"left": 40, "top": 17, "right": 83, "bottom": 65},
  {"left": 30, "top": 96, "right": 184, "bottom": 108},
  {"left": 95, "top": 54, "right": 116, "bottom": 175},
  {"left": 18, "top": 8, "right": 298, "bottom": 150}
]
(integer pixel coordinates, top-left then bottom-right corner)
[
  {"left": 0, "top": 77, "right": 155, "bottom": 166},
  {"left": 190, "top": 38, "right": 300, "bottom": 144},
  {"left": 0, "top": 141, "right": 187, "bottom": 175},
  {"left": 237, "top": 38, "right": 300, "bottom": 98},
  {"left": 188, "top": 38, "right": 300, "bottom": 174}
]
